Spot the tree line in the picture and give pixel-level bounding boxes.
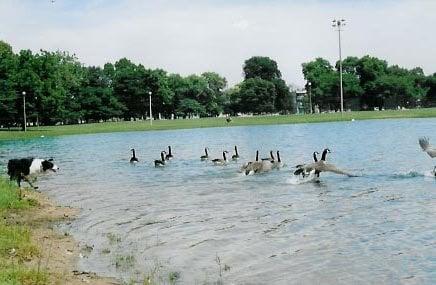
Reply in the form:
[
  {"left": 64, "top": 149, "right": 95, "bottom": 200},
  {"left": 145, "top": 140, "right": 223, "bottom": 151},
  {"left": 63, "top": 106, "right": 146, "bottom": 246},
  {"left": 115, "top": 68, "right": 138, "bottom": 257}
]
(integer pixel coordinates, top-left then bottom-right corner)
[
  {"left": 2, "top": 39, "right": 436, "bottom": 127},
  {"left": 302, "top": 56, "right": 436, "bottom": 111},
  {"left": 0, "top": 41, "right": 293, "bottom": 128}
]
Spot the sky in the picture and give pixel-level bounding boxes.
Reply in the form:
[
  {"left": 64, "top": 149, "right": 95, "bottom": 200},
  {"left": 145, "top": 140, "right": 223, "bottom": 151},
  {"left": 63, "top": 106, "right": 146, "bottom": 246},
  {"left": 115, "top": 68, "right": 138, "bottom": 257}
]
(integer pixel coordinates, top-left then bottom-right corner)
[{"left": 1, "top": 0, "right": 435, "bottom": 88}]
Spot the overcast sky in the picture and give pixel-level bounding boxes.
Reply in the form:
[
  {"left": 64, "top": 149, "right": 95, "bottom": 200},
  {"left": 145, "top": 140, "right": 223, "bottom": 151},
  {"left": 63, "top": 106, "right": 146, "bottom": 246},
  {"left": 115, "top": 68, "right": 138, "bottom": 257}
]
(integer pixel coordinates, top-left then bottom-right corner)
[{"left": 1, "top": 0, "right": 435, "bottom": 87}]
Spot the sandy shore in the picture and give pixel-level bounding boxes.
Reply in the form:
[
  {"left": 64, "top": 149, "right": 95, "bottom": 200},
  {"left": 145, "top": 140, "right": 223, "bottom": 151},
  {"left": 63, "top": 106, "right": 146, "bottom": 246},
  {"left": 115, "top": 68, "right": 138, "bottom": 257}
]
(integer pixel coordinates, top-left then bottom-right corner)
[{"left": 15, "top": 190, "right": 119, "bottom": 285}]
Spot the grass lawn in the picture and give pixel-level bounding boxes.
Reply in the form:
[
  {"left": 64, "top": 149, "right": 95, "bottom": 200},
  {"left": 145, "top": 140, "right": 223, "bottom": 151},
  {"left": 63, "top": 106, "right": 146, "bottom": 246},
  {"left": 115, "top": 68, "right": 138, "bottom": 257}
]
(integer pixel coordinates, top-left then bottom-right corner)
[
  {"left": 0, "top": 178, "right": 48, "bottom": 285},
  {"left": 1, "top": 108, "right": 435, "bottom": 141}
]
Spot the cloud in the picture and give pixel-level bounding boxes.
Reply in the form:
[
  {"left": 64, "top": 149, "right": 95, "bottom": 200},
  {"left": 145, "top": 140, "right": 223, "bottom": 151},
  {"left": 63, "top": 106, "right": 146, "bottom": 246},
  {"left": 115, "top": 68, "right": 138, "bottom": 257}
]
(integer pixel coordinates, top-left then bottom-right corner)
[{"left": 1, "top": 0, "right": 435, "bottom": 87}]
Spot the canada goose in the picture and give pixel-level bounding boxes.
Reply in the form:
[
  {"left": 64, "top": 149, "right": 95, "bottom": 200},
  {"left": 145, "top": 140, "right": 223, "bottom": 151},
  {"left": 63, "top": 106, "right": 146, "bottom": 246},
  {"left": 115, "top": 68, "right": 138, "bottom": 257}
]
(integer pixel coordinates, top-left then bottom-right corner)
[
  {"left": 419, "top": 137, "right": 436, "bottom": 158},
  {"left": 243, "top": 160, "right": 273, "bottom": 175},
  {"left": 272, "top": 151, "right": 283, "bottom": 169},
  {"left": 313, "top": 151, "right": 320, "bottom": 177},
  {"left": 232, "top": 146, "right": 240, "bottom": 161},
  {"left": 294, "top": 148, "right": 357, "bottom": 177},
  {"left": 262, "top": 151, "right": 275, "bottom": 162},
  {"left": 432, "top": 166, "right": 436, "bottom": 177},
  {"left": 200, "top": 148, "right": 209, "bottom": 161},
  {"left": 241, "top": 150, "right": 273, "bottom": 175},
  {"left": 165, "top": 146, "right": 174, "bottom": 160},
  {"left": 154, "top": 151, "right": 166, "bottom": 167},
  {"left": 130, "top": 149, "right": 139, "bottom": 163},
  {"left": 212, "top": 151, "right": 229, "bottom": 165}
]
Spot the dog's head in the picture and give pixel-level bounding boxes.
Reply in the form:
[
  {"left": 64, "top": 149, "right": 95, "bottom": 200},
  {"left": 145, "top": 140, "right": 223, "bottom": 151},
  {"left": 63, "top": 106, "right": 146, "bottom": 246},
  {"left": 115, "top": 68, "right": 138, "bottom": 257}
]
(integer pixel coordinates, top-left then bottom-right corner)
[{"left": 42, "top": 159, "right": 59, "bottom": 172}]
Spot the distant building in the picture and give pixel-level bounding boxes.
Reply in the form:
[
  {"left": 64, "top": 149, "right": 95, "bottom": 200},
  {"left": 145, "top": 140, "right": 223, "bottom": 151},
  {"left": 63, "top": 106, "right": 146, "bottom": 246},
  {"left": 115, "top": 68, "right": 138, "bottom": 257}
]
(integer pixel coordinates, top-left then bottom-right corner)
[{"left": 294, "top": 89, "right": 308, "bottom": 114}]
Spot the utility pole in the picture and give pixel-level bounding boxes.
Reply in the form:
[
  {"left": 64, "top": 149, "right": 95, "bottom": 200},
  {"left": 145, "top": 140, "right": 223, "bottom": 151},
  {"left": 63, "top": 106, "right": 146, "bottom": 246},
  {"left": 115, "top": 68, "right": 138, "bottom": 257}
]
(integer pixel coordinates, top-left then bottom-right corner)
[
  {"left": 22, "top": 91, "right": 27, "bottom": 132},
  {"left": 149, "top": 91, "right": 153, "bottom": 126},
  {"left": 308, "top": 82, "right": 312, "bottom": 114},
  {"left": 332, "top": 19, "right": 346, "bottom": 114}
]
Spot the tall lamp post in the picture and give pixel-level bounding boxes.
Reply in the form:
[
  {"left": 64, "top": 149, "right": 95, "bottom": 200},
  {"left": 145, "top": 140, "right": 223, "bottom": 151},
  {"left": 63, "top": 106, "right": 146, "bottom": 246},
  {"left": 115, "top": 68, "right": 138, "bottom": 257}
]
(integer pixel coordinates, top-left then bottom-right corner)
[
  {"left": 22, "top": 91, "right": 27, "bottom": 132},
  {"left": 307, "top": 82, "right": 312, "bottom": 114},
  {"left": 148, "top": 91, "right": 153, "bottom": 126},
  {"left": 332, "top": 18, "right": 345, "bottom": 114},
  {"left": 35, "top": 95, "right": 39, "bottom": 129}
]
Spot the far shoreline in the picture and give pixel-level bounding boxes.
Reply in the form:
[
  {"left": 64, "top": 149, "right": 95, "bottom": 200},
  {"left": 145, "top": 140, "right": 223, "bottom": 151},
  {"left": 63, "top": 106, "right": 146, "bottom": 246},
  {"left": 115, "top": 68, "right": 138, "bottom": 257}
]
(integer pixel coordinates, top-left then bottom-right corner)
[{"left": 1, "top": 108, "right": 435, "bottom": 141}]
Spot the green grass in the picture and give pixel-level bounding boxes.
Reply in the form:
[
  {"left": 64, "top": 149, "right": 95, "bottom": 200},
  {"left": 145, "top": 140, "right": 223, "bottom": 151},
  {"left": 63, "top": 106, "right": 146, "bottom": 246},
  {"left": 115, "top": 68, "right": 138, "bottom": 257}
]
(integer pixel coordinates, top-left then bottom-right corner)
[
  {"left": 1, "top": 108, "right": 435, "bottom": 141},
  {"left": 0, "top": 178, "right": 49, "bottom": 285},
  {"left": 0, "top": 180, "right": 32, "bottom": 210}
]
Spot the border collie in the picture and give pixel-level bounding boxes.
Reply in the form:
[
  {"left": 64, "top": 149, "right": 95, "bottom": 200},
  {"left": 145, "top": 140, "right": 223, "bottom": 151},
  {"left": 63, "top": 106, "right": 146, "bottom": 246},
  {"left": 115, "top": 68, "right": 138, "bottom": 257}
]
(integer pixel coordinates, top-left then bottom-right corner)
[{"left": 7, "top": 158, "right": 59, "bottom": 189}]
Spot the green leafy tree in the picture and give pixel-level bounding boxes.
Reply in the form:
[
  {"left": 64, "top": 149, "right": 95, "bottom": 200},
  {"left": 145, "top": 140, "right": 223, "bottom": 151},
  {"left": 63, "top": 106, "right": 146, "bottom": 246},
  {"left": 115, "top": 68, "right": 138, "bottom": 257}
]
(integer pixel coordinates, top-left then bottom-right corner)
[
  {"left": 239, "top": 78, "right": 276, "bottom": 113},
  {"left": 243, "top": 56, "right": 281, "bottom": 81},
  {"left": 176, "top": 98, "right": 205, "bottom": 117},
  {"left": 0, "top": 41, "right": 18, "bottom": 127}
]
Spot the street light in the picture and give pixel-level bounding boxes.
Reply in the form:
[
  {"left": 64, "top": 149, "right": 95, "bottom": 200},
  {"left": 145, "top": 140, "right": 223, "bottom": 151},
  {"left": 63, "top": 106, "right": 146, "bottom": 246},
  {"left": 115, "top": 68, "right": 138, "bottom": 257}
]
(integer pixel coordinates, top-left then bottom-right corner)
[
  {"left": 332, "top": 18, "right": 346, "bottom": 114},
  {"left": 22, "top": 91, "right": 27, "bottom": 132},
  {"left": 148, "top": 91, "right": 153, "bottom": 126},
  {"left": 307, "top": 82, "right": 312, "bottom": 114},
  {"left": 35, "top": 95, "right": 39, "bottom": 128}
]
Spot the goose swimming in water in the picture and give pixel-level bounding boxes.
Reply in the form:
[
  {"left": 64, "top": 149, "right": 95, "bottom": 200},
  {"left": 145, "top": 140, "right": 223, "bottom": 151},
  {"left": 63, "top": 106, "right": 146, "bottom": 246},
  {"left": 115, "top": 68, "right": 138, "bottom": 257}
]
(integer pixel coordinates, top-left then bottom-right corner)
[
  {"left": 200, "top": 148, "right": 209, "bottom": 161},
  {"left": 232, "top": 146, "right": 240, "bottom": 161},
  {"left": 240, "top": 150, "right": 273, "bottom": 175},
  {"left": 154, "top": 151, "right": 166, "bottom": 167},
  {"left": 313, "top": 151, "right": 320, "bottom": 177},
  {"left": 212, "top": 151, "right": 229, "bottom": 166},
  {"left": 419, "top": 137, "right": 436, "bottom": 158},
  {"left": 261, "top": 150, "right": 275, "bottom": 162},
  {"left": 294, "top": 148, "right": 357, "bottom": 177},
  {"left": 272, "top": 151, "right": 283, "bottom": 169},
  {"left": 165, "top": 146, "right": 174, "bottom": 160},
  {"left": 130, "top": 149, "right": 139, "bottom": 163}
]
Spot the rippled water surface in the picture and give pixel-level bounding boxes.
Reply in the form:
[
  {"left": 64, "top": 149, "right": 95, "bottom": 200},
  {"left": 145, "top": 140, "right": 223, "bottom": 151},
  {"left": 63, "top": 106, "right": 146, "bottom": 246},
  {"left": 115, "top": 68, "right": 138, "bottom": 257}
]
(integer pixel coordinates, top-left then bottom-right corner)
[{"left": 1, "top": 118, "right": 435, "bottom": 284}]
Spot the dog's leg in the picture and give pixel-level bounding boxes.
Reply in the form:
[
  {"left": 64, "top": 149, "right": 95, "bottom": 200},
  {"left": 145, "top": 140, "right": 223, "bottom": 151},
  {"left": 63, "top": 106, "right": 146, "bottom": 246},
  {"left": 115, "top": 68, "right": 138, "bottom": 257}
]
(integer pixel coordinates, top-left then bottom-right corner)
[{"left": 23, "top": 175, "right": 38, "bottom": 190}]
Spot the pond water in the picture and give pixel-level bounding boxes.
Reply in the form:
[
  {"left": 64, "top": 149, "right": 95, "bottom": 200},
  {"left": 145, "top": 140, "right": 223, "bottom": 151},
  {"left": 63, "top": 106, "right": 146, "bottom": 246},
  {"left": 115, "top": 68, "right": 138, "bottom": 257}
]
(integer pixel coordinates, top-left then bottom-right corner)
[{"left": 1, "top": 118, "right": 435, "bottom": 284}]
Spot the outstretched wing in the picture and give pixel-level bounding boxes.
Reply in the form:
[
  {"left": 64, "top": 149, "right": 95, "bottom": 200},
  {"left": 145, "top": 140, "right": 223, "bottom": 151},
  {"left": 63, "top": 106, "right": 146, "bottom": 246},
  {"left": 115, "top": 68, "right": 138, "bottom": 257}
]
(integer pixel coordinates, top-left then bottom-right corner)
[
  {"left": 419, "top": 137, "right": 436, "bottom": 158},
  {"left": 323, "top": 163, "right": 358, "bottom": 177}
]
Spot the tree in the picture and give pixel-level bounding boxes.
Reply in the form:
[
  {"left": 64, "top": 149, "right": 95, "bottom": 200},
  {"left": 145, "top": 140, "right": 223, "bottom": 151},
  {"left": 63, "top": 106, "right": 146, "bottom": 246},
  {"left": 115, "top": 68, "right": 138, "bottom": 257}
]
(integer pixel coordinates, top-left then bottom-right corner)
[
  {"left": 80, "top": 66, "right": 125, "bottom": 122},
  {"left": 238, "top": 78, "right": 276, "bottom": 113},
  {"left": 176, "top": 98, "right": 205, "bottom": 117},
  {"left": 272, "top": 78, "right": 292, "bottom": 113},
  {"left": 0, "top": 41, "right": 18, "bottom": 127},
  {"left": 243, "top": 56, "right": 281, "bottom": 81}
]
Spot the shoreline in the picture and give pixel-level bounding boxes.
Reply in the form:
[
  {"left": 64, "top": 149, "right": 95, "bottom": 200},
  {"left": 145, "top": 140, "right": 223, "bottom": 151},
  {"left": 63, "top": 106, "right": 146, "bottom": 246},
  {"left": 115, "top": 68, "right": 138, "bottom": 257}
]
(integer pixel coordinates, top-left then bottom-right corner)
[
  {"left": 14, "top": 189, "right": 118, "bottom": 285},
  {"left": 1, "top": 108, "right": 435, "bottom": 141}
]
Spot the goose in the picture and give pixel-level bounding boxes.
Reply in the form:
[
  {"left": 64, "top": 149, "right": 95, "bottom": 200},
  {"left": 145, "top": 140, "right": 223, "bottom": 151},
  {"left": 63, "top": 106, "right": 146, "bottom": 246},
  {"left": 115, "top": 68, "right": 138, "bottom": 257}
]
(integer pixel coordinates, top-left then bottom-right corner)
[
  {"left": 295, "top": 151, "right": 321, "bottom": 177},
  {"left": 130, "top": 149, "right": 139, "bottom": 163},
  {"left": 232, "top": 146, "right": 240, "bottom": 161},
  {"left": 272, "top": 151, "right": 283, "bottom": 169},
  {"left": 432, "top": 166, "right": 436, "bottom": 177},
  {"left": 241, "top": 150, "right": 273, "bottom": 175},
  {"left": 261, "top": 150, "right": 275, "bottom": 162},
  {"left": 419, "top": 137, "right": 436, "bottom": 158},
  {"left": 154, "top": 151, "right": 166, "bottom": 167},
  {"left": 165, "top": 146, "right": 174, "bottom": 160},
  {"left": 294, "top": 148, "right": 357, "bottom": 177},
  {"left": 200, "top": 148, "right": 209, "bottom": 161},
  {"left": 212, "top": 151, "right": 229, "bottom": 166},
  {"left": 313, "top": 151, "right": 320, "bottom": 177}
]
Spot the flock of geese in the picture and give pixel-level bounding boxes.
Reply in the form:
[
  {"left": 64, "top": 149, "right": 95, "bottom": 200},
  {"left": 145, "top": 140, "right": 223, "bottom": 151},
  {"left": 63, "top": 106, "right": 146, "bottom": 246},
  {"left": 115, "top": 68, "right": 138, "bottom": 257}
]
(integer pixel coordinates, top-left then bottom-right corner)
[{"left": 128, "top": 137, "right": 436, "bottom": 179}]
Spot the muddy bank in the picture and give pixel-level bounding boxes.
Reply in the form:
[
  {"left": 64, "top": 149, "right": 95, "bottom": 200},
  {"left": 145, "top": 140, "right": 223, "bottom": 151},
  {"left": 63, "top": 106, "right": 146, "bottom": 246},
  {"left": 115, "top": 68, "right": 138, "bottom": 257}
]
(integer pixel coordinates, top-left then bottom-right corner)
[{"left": 13, "top": 190, "right": 119, "bottom": 285}]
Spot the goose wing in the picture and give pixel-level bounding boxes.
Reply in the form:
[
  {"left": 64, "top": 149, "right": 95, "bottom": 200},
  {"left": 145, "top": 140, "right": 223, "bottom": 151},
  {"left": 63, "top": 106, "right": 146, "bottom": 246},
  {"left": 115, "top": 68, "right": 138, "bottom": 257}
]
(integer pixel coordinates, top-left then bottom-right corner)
[
  {"left": 419, "top": 137, "right": 436, "bottom": 158},
  {"left": 322, "top": 163, "right": 357, "bottom": 177}
]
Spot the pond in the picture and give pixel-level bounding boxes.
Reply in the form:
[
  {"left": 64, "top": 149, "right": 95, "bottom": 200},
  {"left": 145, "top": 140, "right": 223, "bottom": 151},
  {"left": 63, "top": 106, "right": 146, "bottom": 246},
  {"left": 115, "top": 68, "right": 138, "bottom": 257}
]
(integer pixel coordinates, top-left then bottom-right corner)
[{"left": 1, "top": 118, "right": 435, "bottom": 284}]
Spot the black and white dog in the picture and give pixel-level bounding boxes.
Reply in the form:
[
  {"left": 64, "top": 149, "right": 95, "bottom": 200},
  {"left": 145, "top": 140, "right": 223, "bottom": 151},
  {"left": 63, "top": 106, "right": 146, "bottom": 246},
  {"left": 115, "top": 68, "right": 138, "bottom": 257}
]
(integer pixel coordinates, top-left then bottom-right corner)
[{"left": 7, "top": 158, "right": 59, "bottom": 189}]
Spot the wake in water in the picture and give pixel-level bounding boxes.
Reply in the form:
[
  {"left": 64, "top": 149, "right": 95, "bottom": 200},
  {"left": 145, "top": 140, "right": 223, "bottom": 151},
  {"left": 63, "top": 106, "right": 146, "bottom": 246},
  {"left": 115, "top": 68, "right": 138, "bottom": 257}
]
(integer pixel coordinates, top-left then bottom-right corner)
[{"left": 286, "top": 171, "right": 319, "bottom": 185}]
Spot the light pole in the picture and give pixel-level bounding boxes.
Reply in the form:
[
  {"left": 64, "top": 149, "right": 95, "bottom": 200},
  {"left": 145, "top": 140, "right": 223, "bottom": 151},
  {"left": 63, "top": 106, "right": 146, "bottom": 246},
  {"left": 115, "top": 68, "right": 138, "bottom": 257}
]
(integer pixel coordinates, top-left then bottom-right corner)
[
  {"left": 35, "top": 95, "right": 39, "bottom": 129},
  {"left": 148, "top": 91, "right": 153, "bottom": 126},
  {"left": 307, "top": 82, "right": 312, "bottom": 114},
  {"left": 332, "top": 18, "right": 345, "bottom": 114},
  {"left": 22, "top": 91, "right": 27, "bottom": 132}
]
